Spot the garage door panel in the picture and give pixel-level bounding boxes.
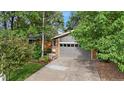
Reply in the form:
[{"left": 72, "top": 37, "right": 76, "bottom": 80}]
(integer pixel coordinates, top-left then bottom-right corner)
[
  {"left": 60, "top": 47, "right": 80, "bottom": 57},
  {"left": 60, "top": 45, "right": 91, "bottom": 60}
]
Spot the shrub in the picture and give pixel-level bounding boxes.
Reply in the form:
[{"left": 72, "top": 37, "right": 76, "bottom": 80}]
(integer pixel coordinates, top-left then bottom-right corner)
[
  {"left": 72, "top": 12, "right": 124, "bottom": 72},
  {"left": 44, "top": 48, "right": 52, "bottom": 55},
  {"left": 0, "top": 30, "right": 34, "bottom": 80},
  {"left": 33, "top": 44, "right": 41, "bottom": 60},
  {"left": 39, "top": 55, "right": 50, "bottom": 64}
]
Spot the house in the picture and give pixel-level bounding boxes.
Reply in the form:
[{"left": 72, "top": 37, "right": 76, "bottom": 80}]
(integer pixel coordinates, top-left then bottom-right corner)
[
  {"left": 52, "top": 31, "right": 95, "bottom": 60},
  {"left": 29, "top": 34, "right": 52, "bottom": 55}
]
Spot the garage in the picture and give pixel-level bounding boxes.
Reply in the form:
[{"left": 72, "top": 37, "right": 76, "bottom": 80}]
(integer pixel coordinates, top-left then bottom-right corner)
[
  {"left": 60, "top": 42, "right": 91, "bottom": 59},
  {"left": 52, "top": 31, "right": 91, "bottom": 60}
]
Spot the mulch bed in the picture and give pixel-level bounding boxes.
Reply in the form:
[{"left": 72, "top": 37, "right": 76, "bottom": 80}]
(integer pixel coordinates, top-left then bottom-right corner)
[
  {"left": 30, "top": 59, "right": 51, "bottom": 66},
  {"left": 95, "top": 61, "right": 124, "bottom": 81},
  {"left": 36, "top": 60, "right": 51, "bottom": 65}
]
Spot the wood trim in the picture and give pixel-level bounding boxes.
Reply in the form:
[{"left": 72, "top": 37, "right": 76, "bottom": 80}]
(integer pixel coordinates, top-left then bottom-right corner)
[
  {"left": 56, "top": 39, "right": 58, "bottom": 56},
  {"left": 58, "top": 38, "right": 60, "bottom": 57},
  {"left": 52, "top": 30, "right": 74, "bottom": 39},
  {"left": 59, "top": 42, "right": 78, "bottom": 44},
  {"left": 91, "top": 49, "right": 97, "bottom": 60}
]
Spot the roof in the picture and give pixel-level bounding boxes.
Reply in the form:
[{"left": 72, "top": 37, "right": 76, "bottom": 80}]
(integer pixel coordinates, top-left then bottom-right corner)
[{"left": 52, "top": 30, "right": 74, "bottom": 39}]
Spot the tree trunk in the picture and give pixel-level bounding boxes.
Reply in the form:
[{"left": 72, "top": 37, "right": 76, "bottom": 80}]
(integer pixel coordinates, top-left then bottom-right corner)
[
  {"left": 4, "top": 21, "right": 7, "bottom": 30},
  {"left": 11, "top": 16, "right": 14, "bottom": 30},
  {"left": 2, "top": 11, "right": 7, "bottom": 30},
  {"left": 41, "top": 12, "right": 45, "bottom": 57}
]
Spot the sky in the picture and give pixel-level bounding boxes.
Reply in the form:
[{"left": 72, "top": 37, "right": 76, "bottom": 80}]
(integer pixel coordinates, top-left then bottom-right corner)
[{"left": 62, "top": 11, "right": 71, "bottom": 27}]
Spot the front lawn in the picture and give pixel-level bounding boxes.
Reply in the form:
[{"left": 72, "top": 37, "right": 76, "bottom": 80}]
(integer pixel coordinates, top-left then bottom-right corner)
[{"left": 9, "top": 63, "right": 44, "bottom": 81}]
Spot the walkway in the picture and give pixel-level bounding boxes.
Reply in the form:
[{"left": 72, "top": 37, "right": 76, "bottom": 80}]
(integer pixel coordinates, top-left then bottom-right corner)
[{"left": 25, "top": 57, "right": 100, "bottom": 81}]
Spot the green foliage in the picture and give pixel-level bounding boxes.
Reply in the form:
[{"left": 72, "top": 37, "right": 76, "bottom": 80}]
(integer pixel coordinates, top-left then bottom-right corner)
[
  {"left": 9, "top": 63, "right": 43, "bottom": 81},
  {"left": 39, "top": 55, "right": 50, "bottom": 63},
  {"left": 0, "top": 11, "right": 64, "bottom": 80},
  {"left": 44, "top": 48, "right": 52, "bottom": 55},
  {"left": 71, "top": 11, "right": 124, "bottom": 72},
  {"left": 43, "top": 56, "right": 49, "bottom": 63},
  {"left": 0, "top": 30, "right": 34, "bottom": 80},
  {"left": 33, "top": 44, "right": 41, "bottom": 60},
  {"left": 0, "top": 11, "right": 64, "bottom": 38},
  {"left": 66, "top": 12, "right": 81, "bottom": 30}
]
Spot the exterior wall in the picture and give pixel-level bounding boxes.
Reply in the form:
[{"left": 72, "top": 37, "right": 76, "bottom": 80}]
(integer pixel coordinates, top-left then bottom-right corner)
[
  {"left": 52, "top": 35, "right": 76, "bottom": 57},
  {"left": 60, "top": 35, "right": 76, "bottom": 42},
  {"left": 52, "top": 34, "right": 92, "bottom": 60},
  {"left": 36, "top": 40, "right": 51, "bottom": 50},
  {"left": 57, "top": 38, "right": 60, "bottom": 57},
  {"left": 52, "top": 39, "right": 59, "bottom": 57}
]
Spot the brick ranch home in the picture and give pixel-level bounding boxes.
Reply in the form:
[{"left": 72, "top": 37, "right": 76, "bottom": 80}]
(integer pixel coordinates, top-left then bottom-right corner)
[{"left": 51, "top": 31, "right": 96, "bottom": 60}]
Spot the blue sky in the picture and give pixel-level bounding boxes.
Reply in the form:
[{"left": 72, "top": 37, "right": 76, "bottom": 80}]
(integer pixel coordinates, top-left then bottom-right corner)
[{"left": 62, "top": 11, "right": 71, "bottom": 27}]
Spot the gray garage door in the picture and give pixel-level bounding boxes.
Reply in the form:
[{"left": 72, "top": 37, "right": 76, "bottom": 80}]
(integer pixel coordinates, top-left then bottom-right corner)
[{"left": 60, "top": 43, "right": 91, "bottom": 60}]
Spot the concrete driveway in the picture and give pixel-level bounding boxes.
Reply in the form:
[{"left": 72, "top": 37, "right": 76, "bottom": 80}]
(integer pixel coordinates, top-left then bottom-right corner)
[{"left": 25, "top": 57, "right": 100, "bottom": 81}]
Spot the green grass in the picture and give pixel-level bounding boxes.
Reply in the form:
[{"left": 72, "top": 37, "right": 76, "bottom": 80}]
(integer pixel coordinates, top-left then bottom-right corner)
[{"left": 9, "top": 63, "right": 44, "bottom": 81}]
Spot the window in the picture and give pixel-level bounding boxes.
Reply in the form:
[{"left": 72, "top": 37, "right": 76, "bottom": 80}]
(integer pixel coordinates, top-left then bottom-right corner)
[
  {"left": 29, "top": 40, "right": 35, "bottom": 44},
  {"left": 53, "top": 40, "right": 56, "bottom": 46},
  {"left": 60, "top": 44, "right": 63, "bottom": 47},
  {"left": 60, "top": 43, "right": 80, "bottom": 47},
  {"left": 67, "top": 44, "right": 70, "bottom": 47},
  {"left": 64, "top": 44, "right": 66, "bottom": 47},
  {"left": 75, "top": 44, "right": 79, "bottom": 47},
  {"left": 71, "top": 44, "right": 74, "bottom": 47}
]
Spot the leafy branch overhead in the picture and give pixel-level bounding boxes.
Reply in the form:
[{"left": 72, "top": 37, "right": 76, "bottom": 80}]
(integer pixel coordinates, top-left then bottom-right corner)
[
  {"left": 67, "top": 11, "right": 124, "bottom": 72},
  {"left": 0, "top": 11, "right": 64, "bottom": 38}
]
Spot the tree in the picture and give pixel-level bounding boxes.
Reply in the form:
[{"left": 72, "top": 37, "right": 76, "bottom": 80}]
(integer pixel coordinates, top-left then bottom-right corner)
[
  {"left": 0, "top": 11, "right": 64, "bottom": 80},
  {"left": 0, "top": 11, "right": 64, "bottom": 79},
  {"left": 71, "top": 11, "right": 124, "bottom": 72},
  {"left": 66, "top": 11, "right": 81, "bottom": 30},
  {"left": 0, "top": 11, "right": 64, "bottom": 57},
  {"left": 26, "top": 11, "right": 64, "bottom": 56},
  {"left": 0, "top": 30, "right": 34, "bottom": 80},
  {"left": 0, "top": 11, "right": 64, "bottom": 37}
]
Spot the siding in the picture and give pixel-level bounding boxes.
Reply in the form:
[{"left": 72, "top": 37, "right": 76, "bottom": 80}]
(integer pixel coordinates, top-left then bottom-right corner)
[{"left": 60, "top": 35, "right": 76, "bottom": 42}]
